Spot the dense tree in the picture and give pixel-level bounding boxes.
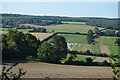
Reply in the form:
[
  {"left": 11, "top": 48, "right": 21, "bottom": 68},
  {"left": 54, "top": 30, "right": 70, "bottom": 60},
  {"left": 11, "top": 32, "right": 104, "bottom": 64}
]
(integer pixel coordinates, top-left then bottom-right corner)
[
  {"left": 116, "top": 31, "right": 120, "bottom": 37},
  {"left": 2, "top": 29, "right": 40, "bottom": 60},
  {"left": 103, "top": 29, "right": 115, "bottom": 36},
  {"left": 94, "top": 27, "right": 100, "bottom": 37},
  {"left": 115, "top": 38, "right": 120, "bottom": 46},
  {"left": 37, "top": 42, "right": 55, "bottom": 62},
  {"left": 51, "top": 36, "right": 68, "bottom": 60},
  {"left": 29, "top": 27, "right": 47, "bottom": 33},
  {"left": 37, "top": 35, "right": 68, "bottom": 63},
  {"left": 87, "top": 29, "right": 94, "bottom": 44}
]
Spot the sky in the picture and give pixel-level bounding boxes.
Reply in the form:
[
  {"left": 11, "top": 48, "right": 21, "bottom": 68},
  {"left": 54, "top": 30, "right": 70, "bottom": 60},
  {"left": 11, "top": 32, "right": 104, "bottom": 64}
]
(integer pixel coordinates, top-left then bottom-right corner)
[{"left": 1, "top": 2, "right": 119, "bottom": 18}]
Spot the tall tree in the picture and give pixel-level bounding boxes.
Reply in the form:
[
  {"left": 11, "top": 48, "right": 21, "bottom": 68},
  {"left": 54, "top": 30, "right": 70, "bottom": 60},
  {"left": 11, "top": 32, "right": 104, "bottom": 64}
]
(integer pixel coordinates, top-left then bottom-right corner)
[
  {"left": 37, "top": 35, "right": 68, "bottom": 63},
  {"left": 115, "top": 38, "right": 120, "bottom": 46},
  {"left": 87, "top": 29, "right": 94, "bottom": 44}
]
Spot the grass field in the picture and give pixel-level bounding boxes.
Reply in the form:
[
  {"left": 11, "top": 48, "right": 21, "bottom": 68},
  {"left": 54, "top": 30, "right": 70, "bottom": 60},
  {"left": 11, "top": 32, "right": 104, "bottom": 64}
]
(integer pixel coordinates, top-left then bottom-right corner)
[
  {"left": 47, "top": 28, "right": 88, "bottom": 33},
  {"left": 62, "top": 21, "right": 86, "bottom": 25},
  {"left": 0, "top": 28, "right": 32, "bottom": 32},
  {"left": 58, "top": 34, "right": 87, "bottom": 44},
  {"left": 100, "top": 36, "right": 118, "bottom": 45},
  {"left": 70, "top": 44, "right": 83, "bottom": 51},
  {"left": 54, "top": 24, "right": 96, "bottom": 28},
  {"left": 90, "top": 45, "right": 100, "bottom": 54},
  {"left": 61, "top": 54, "right": 96, "bottom": 63},
  {"left": 108, "top": 45, "right": 119, "bottom": 55},
  {"left": 99, "top": 36, "right": 119, "bottom": 54}
]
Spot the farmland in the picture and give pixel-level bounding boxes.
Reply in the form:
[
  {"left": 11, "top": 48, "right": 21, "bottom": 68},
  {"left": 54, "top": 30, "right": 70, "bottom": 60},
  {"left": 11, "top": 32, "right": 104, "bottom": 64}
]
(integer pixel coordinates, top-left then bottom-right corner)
[
  {"left": 56, "top": 33, "right": 119, "bottom": 63},
  {"left": 2, "top": 62, "right": 113, "bottom": 78},
  {"left": 1, "top": 13, "right": 120, "bottom": 79}
]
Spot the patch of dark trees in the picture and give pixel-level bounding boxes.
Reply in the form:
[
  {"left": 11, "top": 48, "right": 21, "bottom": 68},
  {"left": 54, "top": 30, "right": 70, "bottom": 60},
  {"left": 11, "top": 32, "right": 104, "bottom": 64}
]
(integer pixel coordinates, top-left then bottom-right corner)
[
  {"left": 28, "top": 27, "right": 47, "bottom": 33},
  {"left": 1, "top": 13, "right": 119, "bottom": 30},
  {"left": 64, "top": 58, "right": 120, "bottom": 67}
]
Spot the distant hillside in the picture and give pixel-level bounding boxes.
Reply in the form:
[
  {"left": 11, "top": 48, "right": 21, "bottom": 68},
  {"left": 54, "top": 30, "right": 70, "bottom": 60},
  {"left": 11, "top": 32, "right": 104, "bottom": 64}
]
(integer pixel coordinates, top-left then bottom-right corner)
[{"left": 1, "top": 13, "right": 119, "bottom": 30}]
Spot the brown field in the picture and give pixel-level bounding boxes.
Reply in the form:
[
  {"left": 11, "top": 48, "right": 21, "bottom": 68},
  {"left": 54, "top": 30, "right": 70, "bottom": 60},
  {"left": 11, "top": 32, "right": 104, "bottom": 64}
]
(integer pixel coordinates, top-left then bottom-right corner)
[
  {"left": 22, "top": 24, "right": 94, "bottom": 30},
  {"left": 81, "top": 44, "right": 91, "bottom": 51},
  {"left": 30, "top": 33, "right": 53, "bottom": 40},
  {"left": 2, "top": 62, "right": 113, "bottom": 78},
  {"left": 0, "top": 31, "right": 8, "bottom": 34},
  {"left": 100, "top": 45, "right": 111, "bottom": 54}
]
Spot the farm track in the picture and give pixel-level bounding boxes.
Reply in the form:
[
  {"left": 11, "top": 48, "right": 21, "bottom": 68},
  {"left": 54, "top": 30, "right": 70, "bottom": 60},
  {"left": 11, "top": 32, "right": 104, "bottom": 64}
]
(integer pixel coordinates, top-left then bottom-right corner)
[{"left": 2, "top": 62, "right": 113, "bottom": 78}]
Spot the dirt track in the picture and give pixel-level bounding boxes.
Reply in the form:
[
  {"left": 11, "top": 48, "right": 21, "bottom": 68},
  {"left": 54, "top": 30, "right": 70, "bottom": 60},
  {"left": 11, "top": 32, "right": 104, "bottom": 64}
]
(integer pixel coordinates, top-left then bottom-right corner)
[{"left": 3, "top": 62, "right": 113, "bottom": 78}]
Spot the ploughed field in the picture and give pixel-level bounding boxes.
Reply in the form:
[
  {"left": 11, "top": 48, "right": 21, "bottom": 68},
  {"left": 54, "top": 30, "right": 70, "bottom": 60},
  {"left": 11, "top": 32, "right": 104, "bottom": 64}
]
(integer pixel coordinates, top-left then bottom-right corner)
[{"left": 2, "top": 62, "right": 113, "bottom": 78}]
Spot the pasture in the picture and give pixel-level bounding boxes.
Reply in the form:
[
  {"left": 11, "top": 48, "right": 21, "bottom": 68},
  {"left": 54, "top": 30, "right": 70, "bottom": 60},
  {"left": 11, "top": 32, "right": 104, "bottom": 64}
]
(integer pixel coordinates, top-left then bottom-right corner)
[
  {"left": 58, "top": 34, "right": 87, "bottom": 44},
  {"left": 47, "top": 28, "right": 88, "bottom": 33}
]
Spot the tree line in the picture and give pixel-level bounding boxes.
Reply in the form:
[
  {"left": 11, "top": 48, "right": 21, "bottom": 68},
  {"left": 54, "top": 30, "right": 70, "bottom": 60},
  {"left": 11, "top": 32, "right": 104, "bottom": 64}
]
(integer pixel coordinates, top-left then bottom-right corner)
[{"left": 1, "top": 13, "right": 119, "bottom": 30}]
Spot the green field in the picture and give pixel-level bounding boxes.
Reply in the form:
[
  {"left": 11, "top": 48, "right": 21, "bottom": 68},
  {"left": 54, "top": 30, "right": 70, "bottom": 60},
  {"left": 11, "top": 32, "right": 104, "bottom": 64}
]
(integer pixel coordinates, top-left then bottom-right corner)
[
  {"left": 58, "top": 34, "right": 87, "bottom": 44},
  {"left": 99, "top": 36, "right": 119, "bottom": 55},
  {"left": 0, "top": 28, "right": 32, "bottom": 32},
  {"left": 62, "top": 21, "right": 86, "bottom": 25},
  {"left": 57, "top": 33, "right": 119, "bottom": 56},
  {"left": 47, "top": 28, "right": 88, "bottom": 33},
  {"left": 100, "top": 36, "right": 118, "bottom": 45},
  {"left": 70, "top": 44, "right": 83, "bottom": 51},
  {"left": 108, "top": 45, "right": 119, "bottom": 54},
  {"left": 90, "top": 45, "right": 100, "bottom": 54},
  {"left": 54, "top": 24, "right": 96, "bottom": 28},
  {"left": 61, "top": 54, "right": 96, "bottom": 63}
]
